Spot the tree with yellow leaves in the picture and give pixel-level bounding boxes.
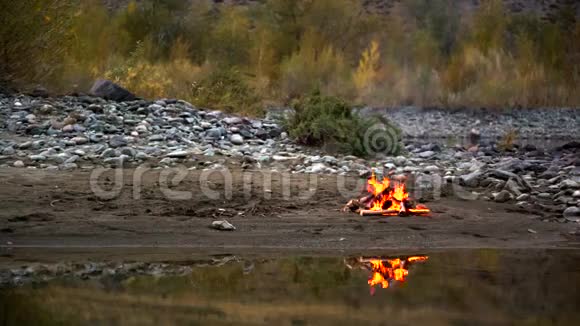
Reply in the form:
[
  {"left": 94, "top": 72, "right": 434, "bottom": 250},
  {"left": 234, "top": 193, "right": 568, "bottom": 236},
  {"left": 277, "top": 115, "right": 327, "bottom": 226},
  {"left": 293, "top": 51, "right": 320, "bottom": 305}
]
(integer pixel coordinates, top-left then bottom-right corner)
[{"left": 353, "top": 40, "right": 381, "bottom": 98}]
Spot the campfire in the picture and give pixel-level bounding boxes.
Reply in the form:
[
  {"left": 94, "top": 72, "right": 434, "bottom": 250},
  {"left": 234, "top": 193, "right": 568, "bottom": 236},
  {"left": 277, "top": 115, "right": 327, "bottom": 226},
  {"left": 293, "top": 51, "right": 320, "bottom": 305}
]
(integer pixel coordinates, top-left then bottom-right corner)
[
  {"left": 343, "top": 172, "right": 430, "bottom": 216},
  {"left": 346, "top": 255, "right": 429, "bottom": 295}
]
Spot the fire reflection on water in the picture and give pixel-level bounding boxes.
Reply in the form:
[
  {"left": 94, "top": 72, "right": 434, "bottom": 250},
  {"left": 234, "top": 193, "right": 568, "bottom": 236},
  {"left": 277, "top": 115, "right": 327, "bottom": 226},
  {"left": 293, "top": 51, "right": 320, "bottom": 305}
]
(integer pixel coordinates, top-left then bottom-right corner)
[{"left": 346, "top": 255, "right": 429, "bottom": 295}]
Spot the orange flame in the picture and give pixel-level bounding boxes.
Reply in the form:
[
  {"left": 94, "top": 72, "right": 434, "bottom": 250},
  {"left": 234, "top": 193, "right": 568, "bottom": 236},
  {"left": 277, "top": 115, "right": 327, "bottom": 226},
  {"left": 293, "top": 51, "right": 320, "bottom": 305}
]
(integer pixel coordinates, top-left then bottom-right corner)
[
  {"left": 365, "top": 173, "right": 429, "bottom": 215},
  {"left": 367, "top": 256, "right": 428, "bottom": 293}
]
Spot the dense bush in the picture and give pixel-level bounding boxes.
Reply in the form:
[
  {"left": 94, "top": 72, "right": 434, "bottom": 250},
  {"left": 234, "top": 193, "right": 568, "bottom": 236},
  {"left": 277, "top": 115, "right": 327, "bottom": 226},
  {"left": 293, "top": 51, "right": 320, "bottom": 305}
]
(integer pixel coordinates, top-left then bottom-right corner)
[{"left": 284, "top": 91, "right": 401, "bottom": 157}]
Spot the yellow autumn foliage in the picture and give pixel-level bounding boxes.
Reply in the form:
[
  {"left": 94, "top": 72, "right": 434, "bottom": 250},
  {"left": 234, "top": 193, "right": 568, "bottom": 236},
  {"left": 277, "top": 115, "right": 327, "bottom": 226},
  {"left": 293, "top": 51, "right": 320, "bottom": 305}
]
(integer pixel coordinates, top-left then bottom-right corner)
[
  {"left": 353, "top": 40, "right": 381, "bottom": 97},
  {"left": 1, "top": 0, "right": 579, "bottom": 111}
]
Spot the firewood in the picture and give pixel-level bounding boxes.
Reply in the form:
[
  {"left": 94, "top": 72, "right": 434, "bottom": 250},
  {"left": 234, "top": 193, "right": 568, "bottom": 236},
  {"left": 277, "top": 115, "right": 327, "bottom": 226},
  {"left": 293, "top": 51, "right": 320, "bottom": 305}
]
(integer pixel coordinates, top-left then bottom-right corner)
[
  {"left": 359, "top": 209, "right": 400, "bottom": 216},
  {"left": 342, "top": 199, "right": 361, "bottom": 212}
]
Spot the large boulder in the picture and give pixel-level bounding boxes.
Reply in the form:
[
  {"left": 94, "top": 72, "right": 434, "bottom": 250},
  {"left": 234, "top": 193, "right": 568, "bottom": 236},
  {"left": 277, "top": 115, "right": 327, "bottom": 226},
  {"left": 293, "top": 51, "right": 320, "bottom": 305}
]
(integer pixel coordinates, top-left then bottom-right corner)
[{"left": 89, "top": 79, "right": 137, "bottom": 102}]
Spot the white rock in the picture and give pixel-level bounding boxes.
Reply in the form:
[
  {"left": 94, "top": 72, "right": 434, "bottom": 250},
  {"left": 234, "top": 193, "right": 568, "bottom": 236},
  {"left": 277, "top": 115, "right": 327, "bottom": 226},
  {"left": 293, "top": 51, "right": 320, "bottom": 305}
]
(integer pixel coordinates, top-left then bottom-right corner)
[
  {"left": 307, "top": 163, "right": 327, "bottom": 174},
  {"left": 424, "top": 165, "right": 439, "bottom": 173},
  {"left": 166, "top": 150, "right": 189, "bottom": 158},
  {"left": 135, "top": 125, "right": 149, "bottom": 133},
  {"left": 136, "top": 152, "right": 150, "bottom": 160},
  {"left": 224, "top": 117, "right": 243, "bottom": 125},
  {"left": 71, "top": 137, "right": 88, "bottom": 145},
  {"left": 159, "top": 157, "right": 175, "bottom": 165},
  {"left": 211, "top": 220, "right": 236, "bottom": 231},
  {"left": 13, "top": 160, "right": 25, "bottom": 168},
  {"left": 384, "top": 163, "right": 396, "bottom": 170},
  {"left": 230, "top": 134, "right": 244, "bottom": 145},
  {"left": 272, "top": 155, "right": 298, "bottom": 161},
  {"left": 73, "top": 149, "right": 86, "bottom": 156}
]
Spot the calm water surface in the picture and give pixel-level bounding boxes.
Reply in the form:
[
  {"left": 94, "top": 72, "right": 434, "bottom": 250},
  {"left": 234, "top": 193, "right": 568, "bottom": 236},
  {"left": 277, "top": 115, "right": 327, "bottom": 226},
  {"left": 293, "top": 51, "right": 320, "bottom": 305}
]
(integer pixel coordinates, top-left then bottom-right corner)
[{"left": 1, "top": 249, "right": 579, "bottom": 325}]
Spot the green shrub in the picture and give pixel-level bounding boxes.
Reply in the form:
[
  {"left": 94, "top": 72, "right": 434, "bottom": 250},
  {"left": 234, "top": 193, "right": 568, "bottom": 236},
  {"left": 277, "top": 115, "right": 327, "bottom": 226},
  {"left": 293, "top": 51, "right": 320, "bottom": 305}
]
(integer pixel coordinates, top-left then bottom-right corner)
[{"left": 284, "top": 91, "right": 401, "bottom": 157}]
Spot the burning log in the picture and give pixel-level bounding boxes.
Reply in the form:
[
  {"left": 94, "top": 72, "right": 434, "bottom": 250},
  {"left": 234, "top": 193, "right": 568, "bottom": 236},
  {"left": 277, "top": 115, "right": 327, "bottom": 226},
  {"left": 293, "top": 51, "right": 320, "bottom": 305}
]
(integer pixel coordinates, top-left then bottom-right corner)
[
  {"left": 344, "top": 172, "right": 430, "bottom": 217},
  {"left": 359, "top": 209, "right": 400, "bottom": 216},
  {"left": 342, "top": 194, "right": 374, "bottom": 212}
]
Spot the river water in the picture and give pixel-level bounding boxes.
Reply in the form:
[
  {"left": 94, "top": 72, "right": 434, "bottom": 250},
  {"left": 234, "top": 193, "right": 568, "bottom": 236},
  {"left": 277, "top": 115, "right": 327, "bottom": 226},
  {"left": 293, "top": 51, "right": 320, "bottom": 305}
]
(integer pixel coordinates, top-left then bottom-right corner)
[{"left": 1, "top": 249, "right": 579, "bottom": 325}]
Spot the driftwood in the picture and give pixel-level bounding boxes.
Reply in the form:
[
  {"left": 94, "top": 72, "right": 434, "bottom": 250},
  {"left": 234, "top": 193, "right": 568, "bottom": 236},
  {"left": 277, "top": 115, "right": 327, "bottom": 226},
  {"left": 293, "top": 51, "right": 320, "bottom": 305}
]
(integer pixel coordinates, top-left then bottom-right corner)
[
  {"left": 359, "top": 209, "right": 401, "bottom": 216},
  {"left": 342, "top": 194, "right": 374, "bottom": 212}
]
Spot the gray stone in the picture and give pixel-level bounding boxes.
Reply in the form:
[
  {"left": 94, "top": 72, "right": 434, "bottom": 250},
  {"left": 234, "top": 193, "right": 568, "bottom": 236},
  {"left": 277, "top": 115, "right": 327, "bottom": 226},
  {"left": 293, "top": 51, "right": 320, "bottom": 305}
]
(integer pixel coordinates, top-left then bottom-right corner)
[
  {"left": 64, "top": 155, "right": 79, "bottom": 164},
  {"left": 100, "top": 148, "right": 118, "bottom": 158},
  {"left": 393, "top": 156, "right": 407, "bottom": 166},
  {"left": 504, "top": 178, "right": 523, "bottom": 196},
  {"left": 89, "top": 79, "right": 137, "bottom": 102},
  {"left": 230, "top": 134, "right": 244, "bottom": 145},
  {"left": 2, "top": 147, "right": 15, "bottom": 155},
  {"left": 148, "top": 134, "right": 164, "bottom": 142},
  {"left": 418, "top": 151, "right": 435, "bottom": 158},
  {"left": 573, "top": 190, "right": 580, "bottom": 198},
  {"left": 257, "top": 155, "right": 271, "bottom": 163},
  {"left": 493, "top": 190, "right": 513, "bottom": 203},
  {"left": 135, "top": 152, "right": 150, "bottom": 160},
  {"left": 560, "top": 179, "right": 579, "bottom": 190},
  {"left": 119, "top": 147, "right": 136, "bottom": 158},
  {"left": 206, "top": 127, "right": 226, "bottom": 139},
  {"left": 73, "top": 124, "right": 86, "bottom": 132},
  {"left": 103, "top": 157, "right": 125, "bottom": 167},
  {"left": 29, "top": 154, "right": 46, "bottom": 162},
  {"left": 223, "top": 117, "right": 243, "bottom": 125},
  {"left": 537, "top": 193, "right": 552, "bottom": 199},
  {"left": 89, "top": 134, "right": 104, "bottom": 143},
  {"left": 53, "top": 153, "right": 71, "bottom": 164},
  {"left": 159, "top": 157, "right": 175, "bottom": 165},
  {"left": 516, "top": 201, "right": 532, "bottom": 209},
  {"left": 135, "top": 125, "right": 148, "bottom": 133},
  {"left": 516, "top": 193, "right": 530, "bottom": 201},
  {"left": 555, "top": 196, "right": 573, "bottom": 205},
  {"left": 18, "top": 141, "right": 32, "bottom": 149},
  {"left": 460, "top": 170, "right": 484, "bottom": 187},
  {"left": 563, "top": 207, "right": 580, "bottom": 222},
  {"left": 489, "top": 169, "right": 532, "bottom": 192},
  {"left": 322, "top": 155, "right": 338, "bottom": 165},
  {"left": 109, "top": 135, "right": 127, "bottom": 148},
  {"left": 61, "top": 163, "right": 78, "bottom": 170}
]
